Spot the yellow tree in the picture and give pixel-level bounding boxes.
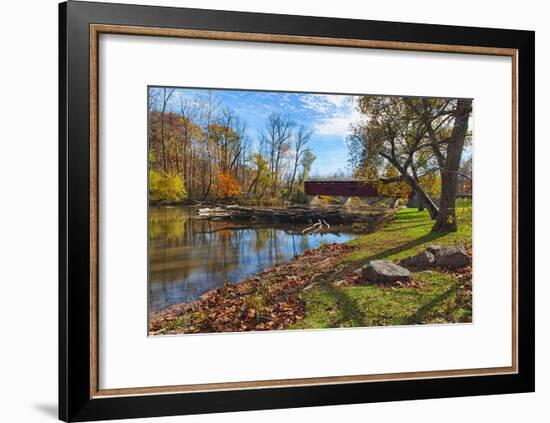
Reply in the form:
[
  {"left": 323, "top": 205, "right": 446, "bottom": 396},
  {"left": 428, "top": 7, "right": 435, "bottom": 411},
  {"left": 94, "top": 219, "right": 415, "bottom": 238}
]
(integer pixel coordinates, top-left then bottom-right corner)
[
  {"left": 149, "top": 171, "right": 187, "bottom": 202},
  {"left": 377, "top": 165, "right": 411, "bottom": 200}
]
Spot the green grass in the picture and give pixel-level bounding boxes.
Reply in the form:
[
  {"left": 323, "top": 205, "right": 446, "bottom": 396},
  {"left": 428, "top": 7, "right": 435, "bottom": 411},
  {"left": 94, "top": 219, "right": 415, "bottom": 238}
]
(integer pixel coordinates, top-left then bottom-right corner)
[{"left": 292, "top": 201, "right": 472, "bottom": 329}]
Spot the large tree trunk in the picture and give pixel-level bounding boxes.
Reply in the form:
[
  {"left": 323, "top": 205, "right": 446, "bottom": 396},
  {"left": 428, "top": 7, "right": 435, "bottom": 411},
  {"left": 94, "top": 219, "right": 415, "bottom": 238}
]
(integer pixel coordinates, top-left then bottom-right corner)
[
  {"left": 405, "top": 174, "right": 439, "bottom": 219},
  {"left": 411, "top": 164, "right": 424, "bottom": 211},
  {"left": 417, "top": 196, "right": 425, "bottom": 212},
  {"left": 432, "top": 99, "right": 472, "bottom": 232},
  {"left": 384, "top": 157, "right": 439, "bottom": 219}
]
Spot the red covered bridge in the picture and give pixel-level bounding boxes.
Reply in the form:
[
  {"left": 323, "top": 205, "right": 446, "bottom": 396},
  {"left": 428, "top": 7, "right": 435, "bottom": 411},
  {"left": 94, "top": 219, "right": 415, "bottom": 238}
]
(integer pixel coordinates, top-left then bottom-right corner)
[
  {"left": 304, "top": 179, "right": 379, "bottom": 198},
  {"left": 303, "top": 179, "right": 385, "bottom": 206}
]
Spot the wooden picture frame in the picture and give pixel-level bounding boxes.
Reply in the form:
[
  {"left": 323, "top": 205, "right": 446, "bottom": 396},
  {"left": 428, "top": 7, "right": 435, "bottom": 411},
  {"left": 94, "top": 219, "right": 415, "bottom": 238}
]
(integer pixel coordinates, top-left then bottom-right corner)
[{"left": 59, "top": 1, "right": 534, "bottom": 421}]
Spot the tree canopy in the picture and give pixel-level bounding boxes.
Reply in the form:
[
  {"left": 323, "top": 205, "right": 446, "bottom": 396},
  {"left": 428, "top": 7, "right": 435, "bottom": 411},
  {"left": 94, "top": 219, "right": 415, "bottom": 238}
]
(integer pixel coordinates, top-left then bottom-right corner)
[{"left": 347, "top": 96, "right": 472, "bottom": 232}]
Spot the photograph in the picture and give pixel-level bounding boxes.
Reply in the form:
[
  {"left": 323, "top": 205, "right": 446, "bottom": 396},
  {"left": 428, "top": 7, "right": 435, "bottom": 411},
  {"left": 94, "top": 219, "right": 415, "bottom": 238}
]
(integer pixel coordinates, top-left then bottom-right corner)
[{"left": 147, "top": 87, "right": 473, "bottom": 335}]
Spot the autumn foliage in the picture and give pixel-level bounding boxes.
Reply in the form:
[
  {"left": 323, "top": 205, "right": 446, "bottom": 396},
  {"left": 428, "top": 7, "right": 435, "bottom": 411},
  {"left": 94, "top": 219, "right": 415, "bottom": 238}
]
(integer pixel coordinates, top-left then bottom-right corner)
[
  {"left": 218, "top": 172, "right": 241, "bottom": 198},
  {"left": 376, "top": 166, "right": 411, "bottom": 200},
  {"left": 149, "top": 243, "right": 356, "bottom": 334},
  {"left": 149, "top": 170, "right": 187, "bottom": 202},
  {"left": 148, "top": 88, "right": 316, "bottom": 204}
]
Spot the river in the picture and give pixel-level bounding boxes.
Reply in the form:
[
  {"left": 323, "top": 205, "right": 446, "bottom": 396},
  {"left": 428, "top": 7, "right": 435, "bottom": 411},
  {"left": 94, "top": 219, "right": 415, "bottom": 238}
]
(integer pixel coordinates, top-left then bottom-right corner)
[{"left": 148, "top": 206, "right": 356, "bottom": 312}]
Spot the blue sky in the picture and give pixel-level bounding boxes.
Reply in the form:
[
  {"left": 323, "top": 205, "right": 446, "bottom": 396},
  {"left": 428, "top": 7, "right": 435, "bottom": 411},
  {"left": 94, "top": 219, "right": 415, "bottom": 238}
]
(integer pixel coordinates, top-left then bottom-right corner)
[
  {"left": 154, "top": 87, "right": 472, "bottom": 176},
  {"left": 166, "top": 87, "right": 360, "bottom": 176}
]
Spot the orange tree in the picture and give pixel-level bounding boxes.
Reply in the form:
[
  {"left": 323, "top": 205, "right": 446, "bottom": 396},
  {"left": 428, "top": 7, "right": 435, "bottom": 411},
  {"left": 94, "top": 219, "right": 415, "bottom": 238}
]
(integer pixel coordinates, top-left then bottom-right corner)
[{"left": 219, "top": 172, "right": 241, "bottom": 199}]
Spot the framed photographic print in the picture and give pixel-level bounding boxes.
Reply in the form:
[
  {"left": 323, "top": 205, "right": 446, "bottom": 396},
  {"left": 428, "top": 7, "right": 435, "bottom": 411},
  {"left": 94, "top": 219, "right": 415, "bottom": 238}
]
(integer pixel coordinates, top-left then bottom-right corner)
[{"left": 59, "top": 1, "right": 535, "bottom": 421}]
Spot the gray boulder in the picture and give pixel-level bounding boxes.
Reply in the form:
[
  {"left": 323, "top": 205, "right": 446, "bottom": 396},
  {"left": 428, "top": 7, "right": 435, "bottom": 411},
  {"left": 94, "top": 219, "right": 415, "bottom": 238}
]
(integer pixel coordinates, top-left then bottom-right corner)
[
  {"left": 362, "top": 260, "right": 411, "bottom": 284},
  {"left": 400, "top": 250, "right": 435, "bottom": 270},
  {"left": 426, "top": 244, "right": 442, "bottom": 256},
  {"left": 436, "top": 245, "right": 470, "bottom": 269}
]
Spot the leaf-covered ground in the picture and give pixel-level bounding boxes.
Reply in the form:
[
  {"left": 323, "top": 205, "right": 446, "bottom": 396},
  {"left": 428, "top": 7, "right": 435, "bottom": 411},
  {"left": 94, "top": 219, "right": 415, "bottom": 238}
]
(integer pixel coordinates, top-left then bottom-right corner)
[
  {"left": 149, "top": 243, "right": 355, "bottom": 335},
  {"left": 149, "top": 202, "right": 472, "bottom": 335}
]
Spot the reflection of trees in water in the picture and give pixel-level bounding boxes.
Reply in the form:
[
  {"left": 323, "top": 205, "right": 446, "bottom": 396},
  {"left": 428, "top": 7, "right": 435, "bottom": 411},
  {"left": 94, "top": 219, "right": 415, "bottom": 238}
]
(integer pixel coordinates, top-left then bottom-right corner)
[
  {"left": 149, "top": 208, "right": 187, "bottom": 243},
  {"left": 253, "top": 228, "right": 269, "bottom": 253},
  {"left": 148, "top": 206, "right": 355, "bottom": 312}
]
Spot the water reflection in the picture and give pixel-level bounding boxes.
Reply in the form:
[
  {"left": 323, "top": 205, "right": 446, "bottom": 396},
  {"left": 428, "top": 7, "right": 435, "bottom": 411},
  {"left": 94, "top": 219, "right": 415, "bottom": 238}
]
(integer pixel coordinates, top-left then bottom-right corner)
[{"left": 148, "top": 206, "right": 356, "bottom": 312}]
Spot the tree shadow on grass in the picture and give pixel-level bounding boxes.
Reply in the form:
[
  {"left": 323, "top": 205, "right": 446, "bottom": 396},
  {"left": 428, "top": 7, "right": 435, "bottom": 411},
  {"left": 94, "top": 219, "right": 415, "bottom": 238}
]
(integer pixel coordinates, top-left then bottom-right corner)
[
  {"left": 393, "top": 215, "right": 433, "bottom": 223},
  {"left": 399, "top": 281, "right": 463, "bottom": 325},
  {"left": 315, "top": 278, "right": 466, "bottom": 329},
  {"left": 353, "top": 231, "right": 447, "bottom": 264},
  {"left": 306, "top": 231, "right": 452, "bottom": 328},
  {"left": 315, "top": 282, "right": 366, "bottom": 327},
  {"left": 383, "top": 223, "right": 431, "bottom": 232}
]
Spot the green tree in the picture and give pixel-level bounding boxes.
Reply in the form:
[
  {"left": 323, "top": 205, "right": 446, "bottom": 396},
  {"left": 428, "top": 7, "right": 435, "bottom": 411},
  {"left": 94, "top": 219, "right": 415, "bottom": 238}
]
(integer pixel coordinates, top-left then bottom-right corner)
[{"left": 349, "top": 96, "right": 472, "bottom": 232}]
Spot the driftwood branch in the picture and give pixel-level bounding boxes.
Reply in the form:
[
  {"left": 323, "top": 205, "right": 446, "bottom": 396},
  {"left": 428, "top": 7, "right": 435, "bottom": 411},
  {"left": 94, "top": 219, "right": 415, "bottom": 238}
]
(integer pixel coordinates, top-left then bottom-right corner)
[{"left": 302, "top": 219, "right": 331, "bottom": 234}]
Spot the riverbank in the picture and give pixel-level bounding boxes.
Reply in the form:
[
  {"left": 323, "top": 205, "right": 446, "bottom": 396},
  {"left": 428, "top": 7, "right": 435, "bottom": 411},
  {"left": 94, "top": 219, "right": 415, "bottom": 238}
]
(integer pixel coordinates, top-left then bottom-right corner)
[
  {"left": 149, "top": 204, "right": 472, "bottom": 335},
  {"left": 149, "top": 198, "right": 290, "bottom": 207}
]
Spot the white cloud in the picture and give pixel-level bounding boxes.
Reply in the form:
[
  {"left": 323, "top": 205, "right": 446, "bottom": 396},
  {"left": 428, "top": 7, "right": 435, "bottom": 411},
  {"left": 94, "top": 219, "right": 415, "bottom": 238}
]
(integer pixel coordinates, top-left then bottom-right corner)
[
  {"left": 314, "top": 116, "right": 353, "bottom": 137},
  {"left": 300, "top": 94, "right": 362, "bottom": 138},
  {"left": 301, "top": 94, "right": 351, "bottom": 113},
  {"left": 313, "top": 105, "right": 362, "bottom": 138}
]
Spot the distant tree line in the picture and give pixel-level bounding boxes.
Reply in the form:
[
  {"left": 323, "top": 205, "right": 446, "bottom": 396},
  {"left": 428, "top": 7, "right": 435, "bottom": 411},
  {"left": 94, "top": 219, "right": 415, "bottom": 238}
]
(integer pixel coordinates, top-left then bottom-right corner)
[{"left": 148, "top": 88, "right": 316, "bottom": 204}]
